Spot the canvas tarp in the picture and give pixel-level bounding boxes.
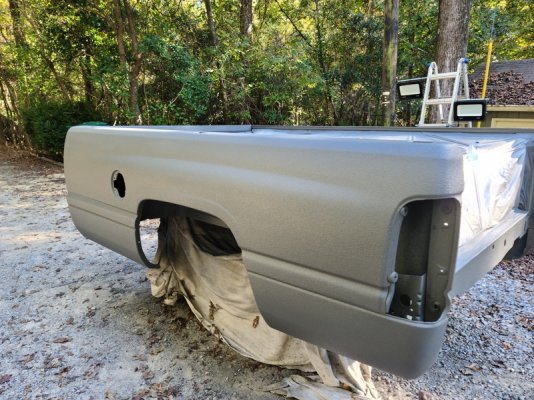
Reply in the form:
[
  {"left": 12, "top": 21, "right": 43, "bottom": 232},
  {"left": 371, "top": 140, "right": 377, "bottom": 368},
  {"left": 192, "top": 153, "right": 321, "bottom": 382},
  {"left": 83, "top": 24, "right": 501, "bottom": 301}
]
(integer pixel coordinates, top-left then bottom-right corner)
[{"left": 147, "top": 216, "right": 380, "bottom": 400}]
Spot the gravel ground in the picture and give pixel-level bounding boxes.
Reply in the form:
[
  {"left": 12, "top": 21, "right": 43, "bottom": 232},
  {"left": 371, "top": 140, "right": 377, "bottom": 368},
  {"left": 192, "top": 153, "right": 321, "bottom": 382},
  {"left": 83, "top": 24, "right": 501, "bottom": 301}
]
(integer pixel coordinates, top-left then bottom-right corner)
[{"left": 0, "top": 145, "right": 532, "bottom": 400}]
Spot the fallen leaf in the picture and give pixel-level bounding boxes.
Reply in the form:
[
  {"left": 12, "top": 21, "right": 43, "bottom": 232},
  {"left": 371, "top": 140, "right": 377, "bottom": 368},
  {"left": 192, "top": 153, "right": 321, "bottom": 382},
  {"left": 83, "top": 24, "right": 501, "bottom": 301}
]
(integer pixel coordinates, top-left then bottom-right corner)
[
  {"left": 466, "top": 363, "right": 481, "bottom": 371},
  {"left": 55, "top": 366, "right": 69, "bottom": 376},
  {"left": 43, "top": 357, "right": 62, "bottom": 370},
  {"left": 515, "top": 315, "right": 534, "bottom": 331},
  {"left": 150, "top": 382, "right": 171, "bottom": 395},
  {"left": 52, "top": 337, "right": 72, "bottom": 344},
  {"left": 150, "top": 348, "right": 163, "bottom": 356},
  {"left": 19, "top": 354, "right": 34, "bottom": 364},
  {"left": 460, "top": 368, "right": 474, "bottom": 376},
  {"left": 133, "top": 388, "right": 150, "bottom": 398},
  {"left": 142, "top": 370, "right": 155, "bottom": 380},
  {"left": 147, "top": 334, "right": 161, "bottom": 345},
  {"left": 84, "top": 363, "right": 102, "bottom": 379}
]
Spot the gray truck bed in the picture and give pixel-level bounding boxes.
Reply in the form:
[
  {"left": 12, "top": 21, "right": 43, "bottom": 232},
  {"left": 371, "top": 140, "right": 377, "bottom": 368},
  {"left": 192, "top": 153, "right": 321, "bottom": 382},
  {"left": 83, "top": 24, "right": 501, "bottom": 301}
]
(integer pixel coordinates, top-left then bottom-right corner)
[{"left": 64, "top": 125, "right": 534, "bottom": 378}]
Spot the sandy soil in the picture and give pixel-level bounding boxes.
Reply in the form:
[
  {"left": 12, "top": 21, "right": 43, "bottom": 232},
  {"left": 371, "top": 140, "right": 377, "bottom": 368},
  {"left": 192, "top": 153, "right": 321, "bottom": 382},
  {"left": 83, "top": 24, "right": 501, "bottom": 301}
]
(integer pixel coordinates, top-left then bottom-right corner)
[{"left": 0, "top": 145, "right": 532, "bottom": 400}]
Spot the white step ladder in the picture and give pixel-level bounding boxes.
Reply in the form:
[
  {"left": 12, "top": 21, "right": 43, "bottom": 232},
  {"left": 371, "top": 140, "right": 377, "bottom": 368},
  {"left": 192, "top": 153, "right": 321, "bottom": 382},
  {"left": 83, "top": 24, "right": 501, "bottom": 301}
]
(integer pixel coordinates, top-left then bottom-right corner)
[{"left": 418, "top": 58, "right": 471, "bottom": 127}]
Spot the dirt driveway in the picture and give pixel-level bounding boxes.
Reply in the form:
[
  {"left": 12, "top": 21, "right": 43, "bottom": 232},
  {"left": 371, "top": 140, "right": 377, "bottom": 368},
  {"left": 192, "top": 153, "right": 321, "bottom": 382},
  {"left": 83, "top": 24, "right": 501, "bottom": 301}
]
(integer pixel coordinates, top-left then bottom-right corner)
[{"left": 0, "top": 145, "right": 532, "bottom": 400}]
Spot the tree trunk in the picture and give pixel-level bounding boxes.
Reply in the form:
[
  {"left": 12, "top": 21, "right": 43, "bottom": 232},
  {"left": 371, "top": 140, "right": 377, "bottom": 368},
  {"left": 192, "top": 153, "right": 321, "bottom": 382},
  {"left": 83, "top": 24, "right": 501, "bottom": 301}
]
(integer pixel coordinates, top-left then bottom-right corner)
[
  {"left": 4, "top": 1, "right": 24, "bottom": 133},
  {"left": 204, "top": 0, "right": 218, "bottom": 46},
  {"left": 80, "top": 51, "right": 95, "bottom": 104},
  {"left": 237, "top": 0, "right": 253, "bottom": 123},
  {"left": 434, "top": 0, "right": 470, "bottom": 122},
  {"left": 381, "top": 0, "right": 399, "bottom": 127},
  {"left": 123, "top": 0, "right": 143, "bottom": 124},
  {"left": 313, "top": 0, "right": 337, "bottom": 124},
  {"left": 112, "top": 0, "right": 143, "bottom": 124},
  {"left": 203, "top": 0, "right": 227, "bottom": 121},
  {"left": 112, "top": 0, "right": 127, "bottom": 65},
  {"left": 240, "top": 0, "right": 253, "bottom": 40},
  {"left": 0, "top": 79, "right": 31, "bottom": 148},
  {"left": 44, "top": 57, "right": 73, "bottom": 101},
  {"left": 0, "top": 82, "right": 15, "bottom": 145},
  {"left": 8, "top": 0, "right": 25, "bottom": 47}
]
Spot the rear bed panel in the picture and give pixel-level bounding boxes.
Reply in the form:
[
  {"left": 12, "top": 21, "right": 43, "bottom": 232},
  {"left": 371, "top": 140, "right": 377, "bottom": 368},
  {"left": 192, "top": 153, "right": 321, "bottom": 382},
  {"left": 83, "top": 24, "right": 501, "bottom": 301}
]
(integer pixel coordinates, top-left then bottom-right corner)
[{"left": 64, "top": 125, "right": 533, "bottom": 378}]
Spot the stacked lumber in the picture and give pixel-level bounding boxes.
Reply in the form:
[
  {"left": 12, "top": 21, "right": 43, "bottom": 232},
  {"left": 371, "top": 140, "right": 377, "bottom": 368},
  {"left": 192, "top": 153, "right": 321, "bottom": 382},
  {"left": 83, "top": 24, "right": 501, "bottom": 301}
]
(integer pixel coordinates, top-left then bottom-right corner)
[{"left": 469, "top": 71, "right": 534, "bottom": 105}]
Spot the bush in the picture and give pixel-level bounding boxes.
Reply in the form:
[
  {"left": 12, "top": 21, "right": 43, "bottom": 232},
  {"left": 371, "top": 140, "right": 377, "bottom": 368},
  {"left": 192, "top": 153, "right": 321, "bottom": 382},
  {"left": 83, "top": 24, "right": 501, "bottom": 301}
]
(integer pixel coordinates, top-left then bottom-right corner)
[
  {"left": 21, "top": 101, "right": 102, "bottom": 159},
  {"left": 141, "top": 35, "right": 211, "bottom": 125}
]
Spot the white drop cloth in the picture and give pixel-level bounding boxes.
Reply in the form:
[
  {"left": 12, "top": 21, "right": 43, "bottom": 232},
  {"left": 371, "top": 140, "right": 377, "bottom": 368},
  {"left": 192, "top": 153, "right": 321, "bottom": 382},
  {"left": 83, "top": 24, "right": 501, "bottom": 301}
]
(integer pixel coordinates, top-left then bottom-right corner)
[{"left": 147, "top": 216, "right": 380, "bottom": 400}]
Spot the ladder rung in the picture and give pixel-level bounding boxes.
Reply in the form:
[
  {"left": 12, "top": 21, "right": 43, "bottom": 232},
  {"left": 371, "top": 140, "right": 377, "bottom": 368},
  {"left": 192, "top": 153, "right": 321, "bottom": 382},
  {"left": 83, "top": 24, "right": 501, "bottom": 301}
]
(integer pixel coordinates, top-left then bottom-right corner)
[
  {"left": 426, "top": 98, "right": 453, "bottom": 105},
  {"left": 429, "top": 72, "right": 457, "bottom": 80}
]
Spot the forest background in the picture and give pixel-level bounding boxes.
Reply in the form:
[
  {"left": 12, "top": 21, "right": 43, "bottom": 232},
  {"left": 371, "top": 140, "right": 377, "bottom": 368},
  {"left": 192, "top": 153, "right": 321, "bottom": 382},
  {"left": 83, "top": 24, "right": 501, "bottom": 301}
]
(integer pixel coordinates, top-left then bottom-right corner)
[{"left": 0, "top": 0, "right": 532, "bottom": 158}]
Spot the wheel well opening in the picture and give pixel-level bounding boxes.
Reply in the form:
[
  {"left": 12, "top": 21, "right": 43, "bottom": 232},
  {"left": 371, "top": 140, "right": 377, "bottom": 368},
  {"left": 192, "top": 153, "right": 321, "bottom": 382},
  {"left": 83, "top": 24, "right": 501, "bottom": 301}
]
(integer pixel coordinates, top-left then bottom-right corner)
[{"left": 136, "top": 200, "right": 241, "bottom": 268}]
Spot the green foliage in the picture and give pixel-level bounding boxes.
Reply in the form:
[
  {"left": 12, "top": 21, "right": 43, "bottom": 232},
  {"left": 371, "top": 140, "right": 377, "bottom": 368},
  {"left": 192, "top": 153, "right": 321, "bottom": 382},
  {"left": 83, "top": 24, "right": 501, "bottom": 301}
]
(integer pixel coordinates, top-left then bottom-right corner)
[
  {"left": 329, "top": 10, "right": 385, "bottom": 125},
  {"left": 469, "top": 0, "right": 534, "bottom": 63},
  {"left": 21, "top": 101, "right": 101, "bottom": 158},
  {"left": 0, "top": 0, "right": 532, "bottom": 157},
  {"left": 141, "top": 35, "right": 211, "bottom": 124},
  {"left": 248, "top": 45, "right": 316, "bottom": 125}
]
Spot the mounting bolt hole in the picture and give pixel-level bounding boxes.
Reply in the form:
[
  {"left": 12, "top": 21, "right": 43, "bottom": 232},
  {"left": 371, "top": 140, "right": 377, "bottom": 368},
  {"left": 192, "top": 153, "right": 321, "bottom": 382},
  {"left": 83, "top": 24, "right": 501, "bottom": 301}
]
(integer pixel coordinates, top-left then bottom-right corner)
[
  {"left": 400, "top": 294, "right": 412, "bottom": 307},
  {"left": 112, "top": 171, "right": 126, "bottom": 198}
]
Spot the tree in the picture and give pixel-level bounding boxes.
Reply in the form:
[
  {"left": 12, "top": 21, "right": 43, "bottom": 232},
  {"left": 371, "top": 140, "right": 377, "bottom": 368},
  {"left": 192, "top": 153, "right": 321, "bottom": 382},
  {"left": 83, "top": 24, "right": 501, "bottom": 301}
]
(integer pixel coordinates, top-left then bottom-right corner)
[
  {"left": 469, "top": 0, "right": 534, "bottom": 63},
  {"left": 240, "top": 0, "right": 253, "bottom": 40},
  {"left": 0, "top": 0, "right": 532, "bottom": 156},
  {"left": 2, "top": 0, "right": 29, "bottom": 147},
  {"left": 381, "top": 0, "right": 399, "bottom": 126},
  {"left": 8, "top": 0, "right": 25, "bottom": 47},
  {"left": 434, "top": 0, "right": 470, "bottom": 122},
  {"left": 112, "top": 0, "right": 143, "bottom": 124},
  {"left": 204, "top": 0, "right": 218, "bottom": 46}
]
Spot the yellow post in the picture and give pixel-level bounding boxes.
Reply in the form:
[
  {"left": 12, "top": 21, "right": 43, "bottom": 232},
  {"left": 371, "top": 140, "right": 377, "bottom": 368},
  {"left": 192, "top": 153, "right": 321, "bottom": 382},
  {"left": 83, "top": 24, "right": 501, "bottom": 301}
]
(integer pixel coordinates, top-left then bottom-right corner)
[{"left": 477, "top": 39, "right": 494, "bottom": 128}]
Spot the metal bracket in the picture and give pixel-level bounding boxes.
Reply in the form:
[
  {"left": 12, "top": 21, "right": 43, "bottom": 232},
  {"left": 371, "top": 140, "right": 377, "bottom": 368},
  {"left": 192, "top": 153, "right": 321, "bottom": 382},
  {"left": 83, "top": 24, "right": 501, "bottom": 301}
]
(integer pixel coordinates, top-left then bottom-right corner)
[{"left": 389, "top": 273, "right": 426, "bottom": 321}]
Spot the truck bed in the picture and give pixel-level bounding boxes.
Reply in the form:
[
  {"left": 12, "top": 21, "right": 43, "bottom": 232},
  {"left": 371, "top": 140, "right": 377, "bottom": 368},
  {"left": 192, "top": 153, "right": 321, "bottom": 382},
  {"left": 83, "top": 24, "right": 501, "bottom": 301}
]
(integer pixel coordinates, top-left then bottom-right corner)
[{"left": 64, "top": 125, "right": 534, "bottom": 378}]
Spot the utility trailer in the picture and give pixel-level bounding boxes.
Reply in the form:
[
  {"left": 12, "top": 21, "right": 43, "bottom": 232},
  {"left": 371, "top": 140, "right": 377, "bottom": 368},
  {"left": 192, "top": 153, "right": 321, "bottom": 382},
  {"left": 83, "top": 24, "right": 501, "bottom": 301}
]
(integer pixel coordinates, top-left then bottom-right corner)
[{"left": 64, "top": 125, "right": 534, "bottom": 378}]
